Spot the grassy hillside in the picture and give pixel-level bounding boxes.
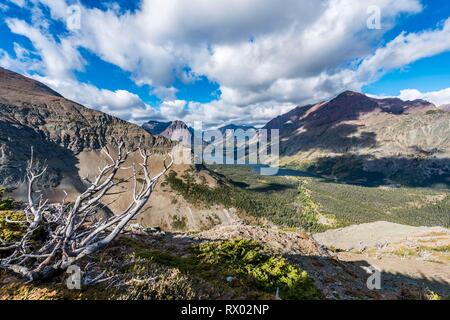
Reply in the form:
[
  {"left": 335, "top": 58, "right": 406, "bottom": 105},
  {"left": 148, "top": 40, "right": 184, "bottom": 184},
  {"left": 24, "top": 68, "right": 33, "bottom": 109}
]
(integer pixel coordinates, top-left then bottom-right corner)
[
  {"left": 204, "top": 165, "right": 450, "bottom": 229},
  {"left": 165, "top": 167, "right": 324, "bottom": 232},
  {"left": 305, "top": 179, "right": 450, "bottom": 227}
]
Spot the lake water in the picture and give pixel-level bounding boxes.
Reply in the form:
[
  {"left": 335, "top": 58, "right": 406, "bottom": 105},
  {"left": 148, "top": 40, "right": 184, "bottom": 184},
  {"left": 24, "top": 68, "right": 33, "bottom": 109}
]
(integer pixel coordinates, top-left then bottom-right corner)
[{"left": 248, "top": 164, "right": 318, "bottom": 177}]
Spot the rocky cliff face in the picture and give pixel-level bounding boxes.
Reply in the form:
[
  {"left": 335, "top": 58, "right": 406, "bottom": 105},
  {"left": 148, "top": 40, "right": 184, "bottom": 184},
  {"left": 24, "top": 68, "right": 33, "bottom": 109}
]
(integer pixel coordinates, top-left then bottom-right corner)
[
  {"left": 143, "top": 120, "right": 194, "bottom": 141},
  {"left": 0, "top": 67, "right": 172, "bottom": 188},
  {"left": 142, "top": 120, "right": 197, "bottom": 148},
  {"left": 160, "top": 121, "right": 193, "bottom": 141},
  {"left": 142, "top": 120, "right": 172, "bottom": 136},
  {"left": 265, "top": 91, "right": 450, "bottom": 186},
  {"left": 218, "top": 124, "right": 256, "bottom": 135}
]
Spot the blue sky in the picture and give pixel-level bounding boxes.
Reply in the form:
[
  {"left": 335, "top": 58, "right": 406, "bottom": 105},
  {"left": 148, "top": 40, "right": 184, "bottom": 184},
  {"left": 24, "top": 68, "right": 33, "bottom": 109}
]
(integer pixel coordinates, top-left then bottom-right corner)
[
  {"left": 364, "top": 1, "right": 450, "bottom": 95},
  {"left": 1, "top": 0, "right": 450, "bottom": 127}
]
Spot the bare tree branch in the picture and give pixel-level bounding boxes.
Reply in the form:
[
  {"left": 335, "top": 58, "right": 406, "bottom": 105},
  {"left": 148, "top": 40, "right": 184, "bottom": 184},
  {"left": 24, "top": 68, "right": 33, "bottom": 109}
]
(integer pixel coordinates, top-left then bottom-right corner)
[{"left": 0, "top": 142, "right": 173, "bottom": 281}]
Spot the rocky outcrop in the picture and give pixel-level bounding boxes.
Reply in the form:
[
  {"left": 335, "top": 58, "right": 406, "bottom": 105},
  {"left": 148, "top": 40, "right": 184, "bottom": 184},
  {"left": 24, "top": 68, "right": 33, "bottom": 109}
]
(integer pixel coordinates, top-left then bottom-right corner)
[
  {"left": 218, "top": 124, "right": 256, "bottom": 135},
  {"left": 142, "top": 120, "right": 172, "bottom": 136},
  {"left": 0, "top": 67, "right": 172, "bottom": 188},
  {"left": 143, "top": 120, "right": 194, "bottom": 141},
  {"left": 265, "top": 91, "right": 450, "bottom": 186}
]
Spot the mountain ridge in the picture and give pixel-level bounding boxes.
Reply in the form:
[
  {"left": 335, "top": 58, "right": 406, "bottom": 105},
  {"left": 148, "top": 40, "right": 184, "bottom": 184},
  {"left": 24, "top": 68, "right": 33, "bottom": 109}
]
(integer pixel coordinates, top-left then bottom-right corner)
[
  {"left": 0, "top": 67, "right": 172, "bottom": 188},
  {"left": 262, "top": 91, "right": 450, "bottom": 186},
  {"left": 142, "top": 120, "right": 195, "bottom": 145}
]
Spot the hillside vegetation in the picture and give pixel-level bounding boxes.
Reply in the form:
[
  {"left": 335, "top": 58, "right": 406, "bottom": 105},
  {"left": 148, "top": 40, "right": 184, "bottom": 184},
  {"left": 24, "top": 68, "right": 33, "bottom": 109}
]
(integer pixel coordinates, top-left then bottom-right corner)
[
  {"left": 195, "top": 166, "right": 450, "bottom": 229},
  {"left": 0, "top": 187, "right": 14, "bottom": 210},
  {"left": 165, "top": 168, "right": 325, "bottom": 232},
  {"left": 0, "top": 233, "right": 320, "bottom": 300},
  {"left": 306, "top": 178, "right": 450, "bottom": 227}
]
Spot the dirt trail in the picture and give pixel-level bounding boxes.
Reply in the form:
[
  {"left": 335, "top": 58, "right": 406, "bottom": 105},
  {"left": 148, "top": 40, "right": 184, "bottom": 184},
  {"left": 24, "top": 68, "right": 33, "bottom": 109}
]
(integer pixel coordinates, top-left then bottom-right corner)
[
  {"left": 313, "top": 221, "right": 450, "bottom": 251},
  {"left": 313, "top": 222, "right": 450, "bottom": 298},
  {"left": 184, "top": 218, "right": 448, "bottom": 299}
]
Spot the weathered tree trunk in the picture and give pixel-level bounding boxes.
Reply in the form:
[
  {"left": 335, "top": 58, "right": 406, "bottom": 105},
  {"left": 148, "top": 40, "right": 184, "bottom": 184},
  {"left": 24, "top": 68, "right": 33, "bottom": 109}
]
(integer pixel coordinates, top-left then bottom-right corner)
[{"left": 0, "top": 142, "right": 173, "bottom": 282}]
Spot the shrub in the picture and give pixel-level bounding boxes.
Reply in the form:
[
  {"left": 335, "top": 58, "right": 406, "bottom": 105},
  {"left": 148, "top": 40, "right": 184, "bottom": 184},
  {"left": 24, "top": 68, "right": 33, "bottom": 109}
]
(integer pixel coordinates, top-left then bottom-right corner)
[
  {"left": 171, "top": 215, "right": 187, "bottom": 230},
  {"left": 166, "top": 171, "right": 324, "bottom": 231},
  {"left": 426, "top": 109, "right": 445, "bottom": 115},
  {"left": 0, "top": 187, "right": 14, "bottom": 210},
  {"left": 425, "top": 290, "right": 450, "bottom": 300},
  {"left": 0, "top": 211, "right": 26, "bottom": 243},
  {"left": 196, "top": 239, "right": 321, "bottom": 300}
]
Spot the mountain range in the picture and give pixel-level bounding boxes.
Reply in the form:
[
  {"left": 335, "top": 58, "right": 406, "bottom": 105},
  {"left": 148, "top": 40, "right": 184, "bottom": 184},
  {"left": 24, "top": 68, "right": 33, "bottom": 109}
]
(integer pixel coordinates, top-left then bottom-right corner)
[
  {"left": 264, "top": 91, "right": 450, "bottom": 186},
  {"left": 142, "top": 120, "right": 256, "bottom": 138},
  {"left": 1, "top": 68, "right": 449, "bottom": 300},
  {"left": 0, "top": 68, "right": 231, "bottom": 231},
  {"left": 0, "top": 67, "right": 171, "bottom": 190},
  {"left": 143, "top": 120, "right": 194, "bottom": 139},
  {"left": 143, "top": 91, "right": 450, "bottom": 187},
  {"left": 1, "top": 67, "right": 449, "bottom": 189}
]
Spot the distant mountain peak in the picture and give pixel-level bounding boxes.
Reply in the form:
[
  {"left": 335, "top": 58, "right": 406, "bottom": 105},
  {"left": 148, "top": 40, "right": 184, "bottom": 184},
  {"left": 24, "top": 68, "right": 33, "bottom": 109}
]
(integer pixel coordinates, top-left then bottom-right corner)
[
  {"left": 0, "top": 67, "right": 62, "bottom": 99},
  {"left": 0, "top": 67, "right": 171, "bottom": 188},
  {"left": 262, "top": 90, "right": 444, "bottom": 155},
  {"left": 142, "top": 120, "right": 194, "bottom": 142},
  {"left": 336, "top": 90, "right": 366, "bottom": 98},
  {"left": 218, "top": 124, "right": 256, "bottom": 134},
  {"left": 439, "top": 104, "right": 450, "bottom": 111}
]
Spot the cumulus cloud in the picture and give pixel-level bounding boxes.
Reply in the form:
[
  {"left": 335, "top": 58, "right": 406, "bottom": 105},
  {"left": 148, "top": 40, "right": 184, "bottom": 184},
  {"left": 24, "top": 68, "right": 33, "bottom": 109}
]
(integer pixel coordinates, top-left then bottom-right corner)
[
  {"left": 183, "top": 100, "right": 295, "bottom": 128},
  {"left": 4, "top": 0, "right": 450, "bottom": 127},
  {"left": 356, "top": 17, "right": 450, "bottom": 85},
  {"left": 159, "top": 100, "right": 188, "bottom": 120},
  {"left": 6, "top": 0, "right": 25, "bottom": 8},
  {"left": 31, "top": 76, "right": 159, "bottom": 122},
  {"left": 55, "top": 0, "right": 422, "bottom": 106},
  {"left": 5, "top": 18, "right": 85, "bottom": 79},
  {"left": 397, "top": 88, "right": 450, "bottom": 106},
  {"left": 0, "top": 42, "right": 42, "bottom": 74}
]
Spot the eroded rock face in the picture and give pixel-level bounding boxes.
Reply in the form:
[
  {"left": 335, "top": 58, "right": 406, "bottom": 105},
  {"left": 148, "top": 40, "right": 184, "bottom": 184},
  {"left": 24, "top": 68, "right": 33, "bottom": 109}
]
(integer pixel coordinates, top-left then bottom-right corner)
[
  {"left": 265, "top": 91, "right": 450, "bottom": 186},
  {"left": 0, "top": 67, "right": 172, "bottom": 188},
  {"left": 143, "top": 120, "right": 194, "bottom": 141}
]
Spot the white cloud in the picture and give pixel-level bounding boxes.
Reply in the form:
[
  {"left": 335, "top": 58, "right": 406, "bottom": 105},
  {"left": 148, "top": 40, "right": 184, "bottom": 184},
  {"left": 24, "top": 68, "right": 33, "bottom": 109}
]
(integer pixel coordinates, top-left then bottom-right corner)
[
  {"left": 32, "top": 76, "right": 159, "bottom": 122},
  {"left": 7, "top": 0, "right": 25, "bottom": 8},
  {"left": 5, "top": 18, "right": 85, "bottom": 79},
  {"left": 183, "top": 100, "right": 295, "bottom": 128},
  {"left": 151, "top": 86, "right": 178, "bottom": 101},
  {"left": 6, "top": 0, "right": 450, "bottom": 127},
  {"left": 33, "top": 0, "right": 422, "bottom": 91},
  {"left": 397, "top": 88, "right": 450, "bottom": 106},
  {"left": 159, "top": 100, "right": 188, "bottom": 120},
  {"left": 0, "top": 42, "right": 42, "bottom": 74},
  {"left": 356, "top": 17, "right": 450, "bottom": 85}
]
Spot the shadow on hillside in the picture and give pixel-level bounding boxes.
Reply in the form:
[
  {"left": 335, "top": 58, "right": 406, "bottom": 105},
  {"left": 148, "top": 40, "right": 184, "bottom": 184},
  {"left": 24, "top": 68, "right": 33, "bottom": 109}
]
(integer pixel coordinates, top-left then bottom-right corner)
[
  {"left": 123, "top": 231, "right": 450, "bottom": 300},
  {"left": 282, "top": 123, "right": 378, "bottom": 156},
  {"left": 248, "top": 183, "right": 295, "bottom": 193},
  {"left": 273, "top": 93, "right": 449, "bottom": 189},
  {"left": 0, "top": 121, "right": 84, "bottom": 197},
  {"left": 303, "top": 154, "right": 450, "bottom": 188},
  {"left": 279, "top": 93, "right": 427, "bottom": 157},
  {"left": 287, "top": 253, "right": 450, "bottom": 300}
]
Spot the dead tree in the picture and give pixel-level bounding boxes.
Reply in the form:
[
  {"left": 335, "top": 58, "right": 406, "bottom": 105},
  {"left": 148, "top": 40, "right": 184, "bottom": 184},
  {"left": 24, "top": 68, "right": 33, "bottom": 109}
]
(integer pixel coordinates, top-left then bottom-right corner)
[{"left": 0, "top": 142, "right": 173, "bottom": 281}]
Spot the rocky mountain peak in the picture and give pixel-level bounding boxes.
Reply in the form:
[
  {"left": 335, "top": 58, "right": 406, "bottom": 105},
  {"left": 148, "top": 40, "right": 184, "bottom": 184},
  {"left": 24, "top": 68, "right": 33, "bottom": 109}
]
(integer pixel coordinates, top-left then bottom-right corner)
[
  {"left": 0, "top": 67, "right": 62, "bottom": 102},
  {"left": 218, "top": 124, "right": 257, "bottom": 134},
  {"left": 440, "top": 104, "right": 450, "bottom": 111},
  {"left": 142, "top": 120, "right": 194, "bottom": 143},
  {"left": 0, "top": 68, "right": 171, "bottom": 188}
]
